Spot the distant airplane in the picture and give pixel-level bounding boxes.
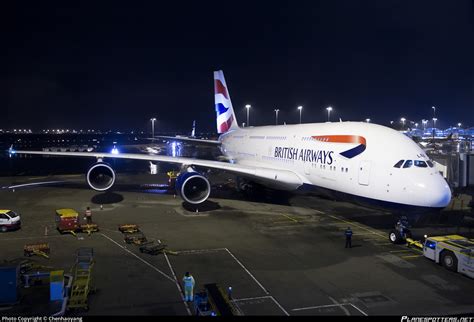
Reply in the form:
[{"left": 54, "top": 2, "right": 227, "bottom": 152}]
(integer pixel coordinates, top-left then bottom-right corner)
[
  {"left": 14, "top": 71, "right": 451, "bottom": 235},
  {"left": 153, "top": 120, "right": 219, "bottom": 145}
]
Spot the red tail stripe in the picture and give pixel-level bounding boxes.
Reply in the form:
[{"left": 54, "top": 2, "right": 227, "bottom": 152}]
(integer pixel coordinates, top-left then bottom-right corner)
[
  {"left": 214, "top": 79, "right": 229, "bottom": 99},
  {"left": 218, "top": 115, "right": 234, "bottom": 133},
  {"left": 311, "top": 135, "right": 366, "bottom": 146}
]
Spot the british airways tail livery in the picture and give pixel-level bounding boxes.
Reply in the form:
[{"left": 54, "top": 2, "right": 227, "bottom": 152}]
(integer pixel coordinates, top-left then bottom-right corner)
[
  {"left": 15, "top": 70, "right": 452, "bottom": 222},
  {"left": 214, "top": 70, "right": 239, "bottom": 134}
]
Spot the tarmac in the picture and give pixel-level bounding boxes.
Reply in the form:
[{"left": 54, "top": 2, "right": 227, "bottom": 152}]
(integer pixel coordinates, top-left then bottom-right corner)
[{"left": 1, "top": 172, "right": 474, "bottom": 316}]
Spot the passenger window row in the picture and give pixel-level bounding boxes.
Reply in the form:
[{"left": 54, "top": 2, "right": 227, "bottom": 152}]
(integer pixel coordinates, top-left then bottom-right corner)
[{"left": 393, "top": 159, "right": 434, "bottom": 168}]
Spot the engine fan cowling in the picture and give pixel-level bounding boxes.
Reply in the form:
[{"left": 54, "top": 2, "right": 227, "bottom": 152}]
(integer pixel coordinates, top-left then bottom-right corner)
[
  {"left": 175, "top": 171, "right": 211, "bottom": 204},
  {"left": 86, "top": 162, "right": 116, "bottom": 191}
]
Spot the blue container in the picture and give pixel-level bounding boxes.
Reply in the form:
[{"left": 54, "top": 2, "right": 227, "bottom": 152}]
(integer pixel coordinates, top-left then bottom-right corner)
[{"left": 0, "top": 265, "right": 19, "bottom": 304}]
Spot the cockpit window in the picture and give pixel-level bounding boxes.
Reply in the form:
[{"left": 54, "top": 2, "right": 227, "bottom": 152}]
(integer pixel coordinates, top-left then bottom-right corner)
[
  {"left": 414, "top": 160, "right": 428, "bottom": 168},
  {"left": 427, "top": 160, "right": 434, "bottom": 168},
  {"left": 393, "top": 160, "right": 404, "bottom": 168},
  {"left": 403, "top": 160, "right": 413, "bottom": 168}
]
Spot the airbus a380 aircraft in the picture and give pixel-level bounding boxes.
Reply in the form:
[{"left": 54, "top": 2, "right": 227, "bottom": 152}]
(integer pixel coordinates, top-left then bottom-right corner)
[{"left": 14, "top": 70, "right": 451, "bottom": 229}]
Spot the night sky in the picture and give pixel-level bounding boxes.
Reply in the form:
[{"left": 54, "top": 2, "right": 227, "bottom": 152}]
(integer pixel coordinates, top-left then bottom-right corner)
[{"left": 3, "top": 1, "right": 474, "bottom": 132}]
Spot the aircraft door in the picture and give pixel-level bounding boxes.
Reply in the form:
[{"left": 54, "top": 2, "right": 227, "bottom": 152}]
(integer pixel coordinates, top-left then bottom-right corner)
[{"left": 358, "top": 160, "right": 371, "bottom": 186}]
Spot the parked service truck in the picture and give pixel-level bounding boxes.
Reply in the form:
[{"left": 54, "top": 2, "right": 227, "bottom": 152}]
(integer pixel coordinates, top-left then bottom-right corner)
[{"left": 0, "top": 210, "right": 21, "bottom": 232}]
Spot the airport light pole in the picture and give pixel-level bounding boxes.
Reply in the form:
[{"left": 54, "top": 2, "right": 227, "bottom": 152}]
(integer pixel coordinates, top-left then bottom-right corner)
[
  {"left": 432, "top": 106, "right": 436, "bottom": 127},
  {"left": 400, "top": 117, "right": 406, "bottom": 129},
  {"left": 415, "top": 123, "right": 418, "bottom": 129},
  {"left": 432, "top": 117, "right": 437, "bottom": 128},
  {"left": 422, "top": 119, "right": 428, "bottom": 131},
  {"left": 297, "top": 106, "right": 303, "bottom": 124},
  {"left": 150, "top": 118, "right": 156, "bottom": 139},
  {"left": 457, "top": 122, "right": 462, "bottom": 128},
  {"left": 274, "top": 109, "right": 279, "bottom": 125},
  {"left": 326, "top": 106, "right": 332, "bottom": 122},
  {"left": 365, "top": 118, "right": 371, "bottom": 123},
  {"left": 245, "top": 104, "right": 251, "bottom": 127}
]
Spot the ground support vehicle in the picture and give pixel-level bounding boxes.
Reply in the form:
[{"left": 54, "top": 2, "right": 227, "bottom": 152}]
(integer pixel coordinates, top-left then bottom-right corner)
[
  {"left": 419, "top": 235, "right": 474, "bottom": 278},
  {"left": 55, "top": 209, "right": 80, "bottom": 236},
  {"left": 118, "top": 224, "right": 139, "bottom": 234},
  {"left": 79, "top": 223, "right": 99, "bottom": 236},
  {"left": 139, "top": 240, "right": 167, "bottom": 255},
  {"left": 68, "top": 248, "right": 96, "bottom": 311},
  {"left": 24, "top": 243, "right": 50, "bottom": 258},
  {"left": 0, "top": 210, "right": 21, "bottom": 232},
  {"left": 123, "top": 231, "right": 148, "bottom": 245}
]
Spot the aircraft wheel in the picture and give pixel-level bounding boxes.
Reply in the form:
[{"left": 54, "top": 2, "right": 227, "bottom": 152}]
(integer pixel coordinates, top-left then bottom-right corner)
[{"left": 389, "top": 230, "right": 403, "bottom": 244}]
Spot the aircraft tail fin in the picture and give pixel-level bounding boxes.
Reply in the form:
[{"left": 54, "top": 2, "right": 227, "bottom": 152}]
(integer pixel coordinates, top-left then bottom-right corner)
[
  {"left": 214, "top": 70, "right": 239, "bottom": 134},
  {"left": 191, "top": 120, "right": 196, "bottom": 138}
]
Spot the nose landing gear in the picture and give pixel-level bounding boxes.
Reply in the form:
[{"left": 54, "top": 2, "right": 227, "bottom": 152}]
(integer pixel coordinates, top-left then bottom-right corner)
[{"left": 389, "top": 216, "right": 412, "bottom": 244}]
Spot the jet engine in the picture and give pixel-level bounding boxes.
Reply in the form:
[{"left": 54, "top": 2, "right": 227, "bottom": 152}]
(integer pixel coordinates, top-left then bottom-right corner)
[
  {"left": 86, "top": 162, "right": 116, "bottom": 191},
  {"left": 175, "top": 171, "right": 211, "bottom": 204}
]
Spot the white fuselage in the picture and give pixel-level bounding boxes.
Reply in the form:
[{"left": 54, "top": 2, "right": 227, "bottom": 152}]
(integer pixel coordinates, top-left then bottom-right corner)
[{"left": 218, "top": 122, "right": 451, "bottom": 210}]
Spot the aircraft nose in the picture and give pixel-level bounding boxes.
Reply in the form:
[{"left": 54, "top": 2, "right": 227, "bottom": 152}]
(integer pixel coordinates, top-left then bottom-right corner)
[{"left": 428, "top": 178, "right": 452, "bottom": 208}]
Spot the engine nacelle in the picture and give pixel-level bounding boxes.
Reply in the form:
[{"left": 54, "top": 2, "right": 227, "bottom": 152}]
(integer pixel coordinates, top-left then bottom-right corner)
[
  {"left": 175, "top": 171, "right": 211, "bottom": 204},
  {"left": 86, "top": 162, "right": 116, "bottom": 192}
]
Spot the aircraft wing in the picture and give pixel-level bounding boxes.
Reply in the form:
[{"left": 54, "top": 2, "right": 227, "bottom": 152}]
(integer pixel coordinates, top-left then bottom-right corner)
[
  {"left": 149, "top": 136, "right": 221, "bottom": 145},
  {"left": 14, "top": 150, "right": 304, "bottom": 190}
]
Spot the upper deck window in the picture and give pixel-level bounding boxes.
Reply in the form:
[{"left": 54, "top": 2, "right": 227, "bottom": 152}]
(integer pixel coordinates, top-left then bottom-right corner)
[
  {"left": 393, "top": 160, "right": 404, "bottom": 168},
  {"left": 403, "top": 160, "right": 413, "bottom": 168}
]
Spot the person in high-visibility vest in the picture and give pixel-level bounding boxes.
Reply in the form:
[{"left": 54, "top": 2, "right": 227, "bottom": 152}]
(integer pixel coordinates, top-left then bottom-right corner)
[
  {"left": 182, "top": 272, "right": 195, "bottom": 302},
  {"left": 85, "top": 207, "right": 92, "bottom": 224}
]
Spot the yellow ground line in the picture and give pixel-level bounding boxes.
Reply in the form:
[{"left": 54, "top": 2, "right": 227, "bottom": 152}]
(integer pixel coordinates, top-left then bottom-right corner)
[
  {"left": 327, "top": 214, "right": 387, "bottom": 239},
  {"left": 281, "top": 214, "right": 299, "bottom": 223},
  {"left": 271, "top": 220, "right": 298, "bottom": 225},
  {"left": 400, "top": 255, "right": 423, "bottom": 259}
]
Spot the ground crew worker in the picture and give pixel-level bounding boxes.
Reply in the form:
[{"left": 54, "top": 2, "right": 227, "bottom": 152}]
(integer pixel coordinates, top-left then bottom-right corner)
[
  {"left": 345, "top": 227, "right": 353, "bottom": 248},
  {"left": 85, "top": 207, "right": 92, "bottom": 224},
  {"left": 396, "top": 220, "right": 408, "bottom": 238},
  {"left": 182, "top": 272, "right": 195, "bottom": 302}
]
